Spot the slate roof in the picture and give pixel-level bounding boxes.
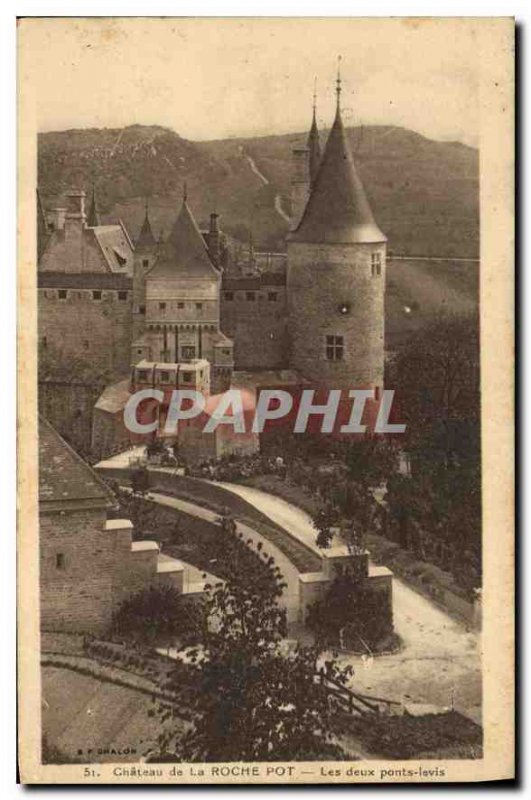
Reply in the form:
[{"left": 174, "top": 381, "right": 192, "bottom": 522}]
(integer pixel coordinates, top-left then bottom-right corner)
[
  {"left": 38, "top": 272, "right": 132, "bottom": 289},
  {"left": 135, "top": 210, "right": 157, "bottom": 253},
  {"left": 92, "top": 224, "right": 135, "bottom": 274},
  {"left": 150, "top": 200, "right": 218, "bottom": 278},
  {"left": 39, "top": 416, "right": 113, "bottom": 508},
  {"left": 290, "top": 105, "right": 386, "bottom": 245},
  {"left": 307, "top": 109, "right": 321, "bottom": 184}
]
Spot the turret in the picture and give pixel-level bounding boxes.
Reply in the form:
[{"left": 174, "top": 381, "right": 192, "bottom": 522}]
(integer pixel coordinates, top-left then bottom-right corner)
[
  {"left": 307, "top": 82, "right": 321, "bottom": 184},
  {"left": 287, "top": 63, "right": 386, "bottom": 390},
  {"left": 290, "top": 88, "right": 322, "bottom": 230},
  {"left": 132, "top": 200, "right": 157, "bottom": 340}
]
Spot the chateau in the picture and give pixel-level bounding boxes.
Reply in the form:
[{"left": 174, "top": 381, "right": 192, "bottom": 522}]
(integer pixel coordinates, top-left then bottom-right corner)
[{"left": 38, "top": 78, "right": 386, "bottom": 460}]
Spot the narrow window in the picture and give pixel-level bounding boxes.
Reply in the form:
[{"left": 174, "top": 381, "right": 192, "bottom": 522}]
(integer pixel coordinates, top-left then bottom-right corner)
[
  {"left": 142, "top": 259, "right": 149, "bottom": 269},
  {"left": 177, "top": 302, "right": 185, "bottom": 309},
  {"left": 92, "top": 290, "right": 102, "bottom": 300},
  {"left": 159, "top": 302, "right": 166, "bottom": 311},
  {"left": 118, "top": 291, "right": 127, "bottom": 301},
  {"left": 371, "top": 252, "right": 382, "bottom": 277},
  {"left": 159, "top": 371, "right": 170, "bottom": 382},
  {"left": 325, "top": 335, "right": 344, "bottom": 362},
  {"left": 246, "top": 291, "right": 256, "bottom": 302},
  {"left": 268, "top": 292, "right": 278, "bottom": 302},
  {"left": 196, "top": 302, "right": 203, "bottom": 310},
  {"left": 42, "top": 336, "right": 47, "bottom": 348},
  {"left": 224, "top": 291, "right": 234, "bottom": 301},
  {"left": 56, "top": 553, "right": 65, "bottom": 570},
  {"left": 58, "top": 289, "right": 67, "bottom": 300},
  {"left": 139, "top": 305, "right": 146, "bottom": 315},
  {"left": 83, "top": 340, "right": 89, "bottom": 350}
]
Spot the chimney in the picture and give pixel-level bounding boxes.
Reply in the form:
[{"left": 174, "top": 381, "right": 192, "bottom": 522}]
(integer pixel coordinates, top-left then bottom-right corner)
[
  {"left": 65, "top": 190, "right": 87, "bottom": 222},
  {"left": 64, "top": 190, "right": 87, "bottom": 242},
  {"left": 290, "top": 147, "right": 310, "bottom": 230},
  {"left": 47, "top": 207, "right": 67, "bottom": 231}
]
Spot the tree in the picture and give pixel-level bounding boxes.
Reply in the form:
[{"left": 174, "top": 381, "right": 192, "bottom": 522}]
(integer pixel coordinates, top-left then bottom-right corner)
[
  {"left": 155, "top": 532, "right": 351, "bottom": 761},
  {"left": 112, "top": 585, "right": 203, "bottom": 645},
  {"left": 382, "top": 315, "right": 482, "bottom": 592},
  {"left": 307, "top": 567, "right": 393, "bottom": 652}
]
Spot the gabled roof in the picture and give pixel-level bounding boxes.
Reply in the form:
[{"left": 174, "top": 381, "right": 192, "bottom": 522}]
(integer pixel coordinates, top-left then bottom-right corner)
[
  {"left": 289, "top": 105, "right": 386, "bottom": 245},
  {"left": 149, "top": 199, "right": 218, "bottom": 279},
  {"left": 39, "top": 416, "right": 113, "bottom": 509},
  {"left": 135, "top": 208, "right": 157, "bottom": 253}
]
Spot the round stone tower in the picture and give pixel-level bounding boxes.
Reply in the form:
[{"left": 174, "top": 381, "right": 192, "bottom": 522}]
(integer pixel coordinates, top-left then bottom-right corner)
[{"left": 287, "top": 81, "right": 386, "bottom": 391}]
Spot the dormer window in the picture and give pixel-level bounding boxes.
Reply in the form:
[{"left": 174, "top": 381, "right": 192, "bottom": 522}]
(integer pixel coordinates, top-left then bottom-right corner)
[{"left": 113, "top": 248, "right": 127, "bottom": 267}]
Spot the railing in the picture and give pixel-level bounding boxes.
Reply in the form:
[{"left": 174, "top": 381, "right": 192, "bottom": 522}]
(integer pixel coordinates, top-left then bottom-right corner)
[{"left": 317, "top": 668, "right": 403, "bottom": 717}]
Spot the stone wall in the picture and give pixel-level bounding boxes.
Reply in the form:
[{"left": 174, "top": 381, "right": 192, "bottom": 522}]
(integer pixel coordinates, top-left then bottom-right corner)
[
  {"left": 40, "top": 507, "right": 116, "bottom": 634},
  {"left": 38, "top": 286, "right": 133, "bottom": 382},
  {"left": 38, "top": 284, "right": 133, "bottom": 452},
  {"left": 39, "top": 380, "right": 103, "bottom": 457},
  {"left": 220, "top": 281, "right": 289, "bottom": 370},
  {"left": 287, "top": 241, "right": 385, "bottom": 388}
]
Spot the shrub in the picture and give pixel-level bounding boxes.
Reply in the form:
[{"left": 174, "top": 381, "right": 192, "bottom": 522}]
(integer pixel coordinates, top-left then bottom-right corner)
[{"left": 112, "top": 585, "right": 205, "bottom": 645}]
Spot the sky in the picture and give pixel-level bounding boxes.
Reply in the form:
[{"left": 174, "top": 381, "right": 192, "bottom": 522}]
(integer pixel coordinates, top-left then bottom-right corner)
[{"left": 21, "top": 18, "right": 480, "bottom": 146}]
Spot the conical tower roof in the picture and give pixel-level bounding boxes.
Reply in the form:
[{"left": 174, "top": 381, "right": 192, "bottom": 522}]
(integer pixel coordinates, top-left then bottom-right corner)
[
  {"left": 150, "top": 194, "right": 216, "bottom": 277},
  {"left": 290, "top": 101, "right": 386, "bottom": 245},
  {"left": 307, "top": 93, "right": 321, "bottom": 184},
  {"left": 86, "top": 186, "right": 101, "bottom": 227},
  {"left": 135, "top": 202, "right": 157, "bottom": 253}
]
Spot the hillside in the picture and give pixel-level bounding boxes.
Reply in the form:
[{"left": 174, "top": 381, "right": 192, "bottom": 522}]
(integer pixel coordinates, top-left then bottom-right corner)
[{"left": 38, "top": 123, "right": 479, "bottom": 256}]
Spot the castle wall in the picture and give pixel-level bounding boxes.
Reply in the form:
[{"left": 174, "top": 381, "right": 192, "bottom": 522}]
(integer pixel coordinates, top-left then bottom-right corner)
[
  {"left": 287, "top": 241, "right": 386, "bottom": 388},
  {"left": 38, "top": 282, "right": 133, "bottom": 451},
  {"left": 38, "top": 285, "right": 133, "bottom": 380},
  {"left": 220, "top": 279, "right": 289, "bottom": 370}
]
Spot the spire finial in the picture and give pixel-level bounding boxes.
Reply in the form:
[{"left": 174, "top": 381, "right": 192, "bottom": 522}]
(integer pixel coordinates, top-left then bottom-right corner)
[
  {"left": 183, "top": 182, "right": 188, "bottom": 203},
  {"left": 336, "top": 55, "right": 342, "bottom": 109},
  {"left": 145, "top": 196, "right": 149, "bottom": 215},
  {"left": 313, "top": 76, "right": 317, "bottom": 116}
]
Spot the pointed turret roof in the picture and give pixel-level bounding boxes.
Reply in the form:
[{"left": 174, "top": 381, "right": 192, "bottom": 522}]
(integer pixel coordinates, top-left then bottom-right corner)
[
  {"left": 307, "top": 86, "right": 321, "bottom": 184},
  {"left": 37, "top": 189, "right": 49, "bottom": 260},
  {"left": 135, "top": 201, "right": 157, "bottom": 253},
  {"left": 87, "top": 186, "right": 101, "bottom": 227},
  {"left": 149, "top": 193, "right": 217, "bottom": 278},
  {"left": 290, "top": 80, "right": 386, "bottom": 245}
]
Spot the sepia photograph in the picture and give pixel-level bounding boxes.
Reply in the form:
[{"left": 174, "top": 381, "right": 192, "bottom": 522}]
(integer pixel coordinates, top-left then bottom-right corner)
[{"left": 16, "top": 15, "right": 514, "bottom": 784}]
